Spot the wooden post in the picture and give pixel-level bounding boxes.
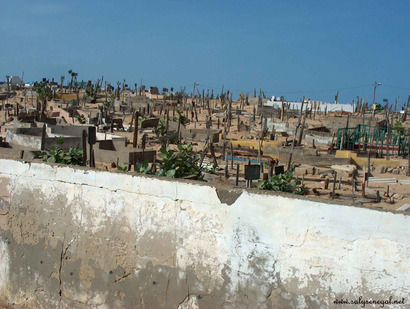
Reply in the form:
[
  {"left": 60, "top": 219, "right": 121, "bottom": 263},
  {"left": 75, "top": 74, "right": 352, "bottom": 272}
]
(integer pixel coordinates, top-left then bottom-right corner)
[
  {"left": 82, "top": 130, "right": 87, "bottom": 163},
  {"left": 235, "top": 163, "right": 239, "bottom": 186},
  {"left": 177, "top": 113, "right": 181, "bottom": 144},
  {"left": 257, "top": 138, "right": 261, "bottom": 164},
  {"left": 269, "top": 162, "right": 273, "bottom": 180},
  {"left": 386, "top": 109, "right": 390, "bottom": 160},
  {"left": 224, "top": 152, "right": 229, "bottom": 179},
  {"left": 166, "top": 109, "right": 169, "bottom": 131},
  {"left": 90, "top": 148, "right": 95, "bottom": 168},
  {"left": 230, "top": 143, "right": 234, "bottom": 169},
  {"left": 209, "top": 142, "right": 218, "bottom": 167},
  {"left": 88, "top": 127, "right": 96, "bottom": 168},
  {"left": 332, "top": 172, "right": 337, "bottom": 199},
  {"left": 194, "top": 100, "right": 198, "bottom": 122},
  {"left": 367, "top": 150, "right": 371, "bottom": 178},
  {"left": 133, "top": 112, "right": 139, "bottom": 148},
  {"left": 287, "top": 123, "right": 300, "bottom": 172},
  {"left": 40, "top": 124, "right": 46, "bottom": 151},
  {"left": 324, "top": 177, "right": 329, "bottom": 190},
  {"left": 247, "top": 160, "right": 251, "bottom": 188},
  {"left": 281, "top": 99, "right": 285, "bottom": 122},
  {"left": 297, "top": 107, "right": 307, "bottom": 146},
  {"left": 361, "top": 182, "right": 365, "bottom": 197},
  {"left": 407, "top": 149, "right": 410, "bottom": 176},
  {"left": 351, "top": 178, "right": 355, "bottom": 200}
]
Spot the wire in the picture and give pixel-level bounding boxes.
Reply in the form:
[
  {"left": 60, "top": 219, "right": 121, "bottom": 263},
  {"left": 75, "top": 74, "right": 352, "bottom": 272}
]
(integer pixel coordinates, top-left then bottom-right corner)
[
  {"left": 180, "top": 83, "right": 373, "bottom": 95},
  {"left": 268, "top": 84, "right": 372, "bottom": 94},
  {"left": 382, "top": 84, "right": 410, "bottom": 91}
]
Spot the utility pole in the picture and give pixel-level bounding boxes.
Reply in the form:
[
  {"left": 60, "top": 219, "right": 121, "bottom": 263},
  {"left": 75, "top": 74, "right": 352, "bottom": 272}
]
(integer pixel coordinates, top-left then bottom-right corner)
[
  {"left": 5, "top": 75, "right": 10, "bottom": 110},
  {"left": 192, "top": 82, "right": 199, "bottom": 99},
  {"left": 371, "top": 81, "right": 382, "bottom": 120}
]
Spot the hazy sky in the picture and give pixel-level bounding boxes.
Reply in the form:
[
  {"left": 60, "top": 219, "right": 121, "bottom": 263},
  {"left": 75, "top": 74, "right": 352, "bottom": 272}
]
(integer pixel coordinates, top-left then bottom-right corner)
[{"left": 1, "top": 0, "right": 409, "bottom": 105}]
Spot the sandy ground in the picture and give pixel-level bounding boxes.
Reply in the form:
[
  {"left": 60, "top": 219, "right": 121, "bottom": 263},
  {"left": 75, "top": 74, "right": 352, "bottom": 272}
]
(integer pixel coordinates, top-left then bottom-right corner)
[{"left": 1, "top": 89, "right": 409, "bottom": 212}]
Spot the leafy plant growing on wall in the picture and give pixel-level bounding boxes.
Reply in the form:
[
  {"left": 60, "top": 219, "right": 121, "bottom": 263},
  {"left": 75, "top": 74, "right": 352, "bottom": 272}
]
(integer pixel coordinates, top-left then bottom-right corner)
[
  {"left": 75, "top": 114, "right": 87, "bottom": 124},
  {"left": 393, "top": 120, "right": 405, "bottom": 136},
  {"left": 157, "top": 144, "right": 202, "bottom": 179},
  {"left": 155, "top": 119, "right": 167, "bottom": 137},
  {"left": 138, "top": 114, "right": 148, "bottom": 126},
  {"left": 173, "top": 110, "right": 188, "bottom": 126},
  {"left": 134, "top": 160, "right": 152, "bottom": 174},
  {"left": 40, "top": 137, "right": 85, "bottom": 166},
  {"left": 202, "top": 164, "right": 221, "bottom": 174},
  {"left": 257, "top": 171, "right": 306, "bottom": 195},
  {"left": 117, "top": 164, "right": 128, "bottom": 171},
  {"left": 134, "top": 143, "right": 203, "bottom": 179}
]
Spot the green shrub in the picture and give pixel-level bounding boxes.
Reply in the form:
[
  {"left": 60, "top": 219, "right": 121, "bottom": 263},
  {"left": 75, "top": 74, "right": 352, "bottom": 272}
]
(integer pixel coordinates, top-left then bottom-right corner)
[
  {"left": 203, "top": 164, "right": 220, "bottom": 174},
  {"left": 117, "top": 164, "right": 128, "bottom": 171},
  {"left": 41, "top": 137, "right": 85, "bottom": 166},
  {"left": 134, "top": 143, "right": 203, "bottom": 180},
  {"left": 75, "top": 114, "right": 86, "bottom": 124},
  {"left": 155, "top": 119, "right": 167, "bottom": 137},
  {"left": 257, "top": 171, "right": 306, "bottom": 195}
]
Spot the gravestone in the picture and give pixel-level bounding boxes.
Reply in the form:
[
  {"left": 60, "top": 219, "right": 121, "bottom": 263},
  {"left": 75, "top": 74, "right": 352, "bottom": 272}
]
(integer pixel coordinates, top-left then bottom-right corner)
[
  {"left": 244, "top": 165, "right": 260, "bottom": 180},
  {"left": 141, "top": 118, "right": 159, "bottom": 129},
  {"left": 274, "top": 165, "right": 285, "bottom": 175}
]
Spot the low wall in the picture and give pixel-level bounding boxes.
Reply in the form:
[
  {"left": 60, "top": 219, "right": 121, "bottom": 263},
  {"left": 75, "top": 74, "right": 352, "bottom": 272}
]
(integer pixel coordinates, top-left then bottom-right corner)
[
  {"left": 0, "top": 159, "right": 408, "bottom": 308},
  {"left": 336, "top": 150, "right": 403, "bottom": 168},
  {"left": 305, "top": 132, "right": 333, "bottom": 147}
]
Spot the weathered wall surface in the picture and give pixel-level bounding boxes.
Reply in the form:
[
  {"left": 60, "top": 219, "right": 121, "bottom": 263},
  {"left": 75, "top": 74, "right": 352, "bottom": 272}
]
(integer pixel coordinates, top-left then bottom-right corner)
[{"left": 0, "top": 159, "right": 408, "bottom": 308}]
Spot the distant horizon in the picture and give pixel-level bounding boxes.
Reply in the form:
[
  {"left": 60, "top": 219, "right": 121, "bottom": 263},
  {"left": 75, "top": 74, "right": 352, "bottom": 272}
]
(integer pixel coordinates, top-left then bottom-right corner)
[
  {"left": 1, "top": 72, "right": 408, "bottom": 107},
  {"left": 1, "top": 0, "right": 409, "bottom": 105}
]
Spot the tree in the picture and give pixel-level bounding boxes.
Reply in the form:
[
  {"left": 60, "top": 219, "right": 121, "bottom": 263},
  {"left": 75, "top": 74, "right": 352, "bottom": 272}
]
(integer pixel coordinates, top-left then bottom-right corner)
[
  {"left": 34, "top": 81, "right": 51, "bottom": 119},
  {"left": 60, "top": 76, "right": 65, "bottom": 93},
  {"left": 68, "top": 70, "right": 78, "bottom": 92},
  {"left": 68, "top": 70, "right": 73, "bottom": 90}
]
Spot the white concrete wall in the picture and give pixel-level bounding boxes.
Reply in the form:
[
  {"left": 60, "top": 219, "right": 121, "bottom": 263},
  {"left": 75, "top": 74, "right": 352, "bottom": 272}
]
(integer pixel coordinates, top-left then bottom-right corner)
[
  {"left": 0, "top": 159, "right": 408, "bottom": 308},
  {"left": 5, "top": 129, "right": 41, "bottom": 149},
  {"left": 267, "top": 99, "right": 354, "bottom": 113}
]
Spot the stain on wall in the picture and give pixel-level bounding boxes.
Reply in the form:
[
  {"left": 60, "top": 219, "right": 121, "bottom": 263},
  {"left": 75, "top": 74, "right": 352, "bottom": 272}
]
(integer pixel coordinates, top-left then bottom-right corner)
[{"left": 0, "top": 159, "right": 409, "bottom": 308}]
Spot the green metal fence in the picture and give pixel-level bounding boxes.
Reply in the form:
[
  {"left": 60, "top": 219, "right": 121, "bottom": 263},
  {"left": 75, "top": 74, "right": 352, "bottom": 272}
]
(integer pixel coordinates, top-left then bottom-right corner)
[{"left": 336, "top": 124, "right": 410, "bottom": 156}]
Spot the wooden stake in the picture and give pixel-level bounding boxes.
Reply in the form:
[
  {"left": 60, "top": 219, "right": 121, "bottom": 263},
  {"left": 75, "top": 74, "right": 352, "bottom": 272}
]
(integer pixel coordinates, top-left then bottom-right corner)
[
  {"left": 209, "top": 142, "right": 218, "bottom": 167},
  {"left": 82, "top": 130, "right": 87, "bottom": 163},
  {"left": 324, "top": 177, "right": 329, "bottom": 190},
  {"left": 234, "top": 163, "right": 240, "bottom": 186},
  {"left": 133, "top": 112, "right": 139, "bottom": 148},
  {"left": 224, "top": 152, "right": 229, "bottom": 179},
  {"left": 351, "top": 178, "right": 355, "bottom": 200},
  {"left": 332, "top": 172, "right": 337, "bottom": 199},
  {"left": 40, "top": 124, "right": 46, "bottom": 151},
  {"left": 230, "top": 143, "right": 234, "bottom": 169}
]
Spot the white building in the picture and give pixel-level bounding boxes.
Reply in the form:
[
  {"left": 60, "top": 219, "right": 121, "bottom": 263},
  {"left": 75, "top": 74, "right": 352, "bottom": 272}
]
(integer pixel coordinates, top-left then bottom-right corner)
[
  {"left": 8, "top": 76, "right": 24, "bottom": 86},
  {"left": 266, "top": 96, "right": 354, "bottom": 113}
]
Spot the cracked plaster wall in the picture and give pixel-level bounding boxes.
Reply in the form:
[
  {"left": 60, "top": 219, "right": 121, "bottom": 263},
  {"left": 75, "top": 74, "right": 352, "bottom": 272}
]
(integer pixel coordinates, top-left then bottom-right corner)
[{"left": 0, "top": 159, "right": 408, "bottom": 308}]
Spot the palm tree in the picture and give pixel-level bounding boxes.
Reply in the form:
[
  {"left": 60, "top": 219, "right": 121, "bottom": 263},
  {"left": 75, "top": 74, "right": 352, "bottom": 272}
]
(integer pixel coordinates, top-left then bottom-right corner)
[
  {"left": 35, "top": 81, "right": 50, "bottom": 120},
  {"left": 60, "top": 76, "right": 65, "bottom": 93},
  {"left": 68, "top": 70, "right": 73, "bottom": 91}
]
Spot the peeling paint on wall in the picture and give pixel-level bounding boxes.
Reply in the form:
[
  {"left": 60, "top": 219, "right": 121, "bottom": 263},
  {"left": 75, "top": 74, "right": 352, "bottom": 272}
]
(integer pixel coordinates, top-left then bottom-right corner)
[{"left": 0, "top": 159, "right": 409, "bottom": 308}]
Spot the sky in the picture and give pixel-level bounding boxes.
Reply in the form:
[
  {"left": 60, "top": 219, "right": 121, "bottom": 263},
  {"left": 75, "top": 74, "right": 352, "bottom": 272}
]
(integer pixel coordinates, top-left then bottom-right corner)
[{"left": 1, "top": 0, "right": 409, "bottom": 105}]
